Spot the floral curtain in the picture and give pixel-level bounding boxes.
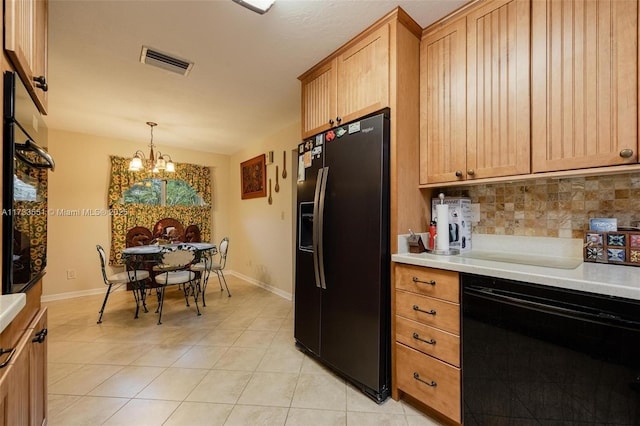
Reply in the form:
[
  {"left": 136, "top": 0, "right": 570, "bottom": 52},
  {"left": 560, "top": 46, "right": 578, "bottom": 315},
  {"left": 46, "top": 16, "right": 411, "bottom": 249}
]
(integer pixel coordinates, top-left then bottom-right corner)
[
  {"left": 14, "top": 160, "right": 48, "bottom": 275},
  {"left": 108, "top": 156, "right": 213, "bottom": 265}
]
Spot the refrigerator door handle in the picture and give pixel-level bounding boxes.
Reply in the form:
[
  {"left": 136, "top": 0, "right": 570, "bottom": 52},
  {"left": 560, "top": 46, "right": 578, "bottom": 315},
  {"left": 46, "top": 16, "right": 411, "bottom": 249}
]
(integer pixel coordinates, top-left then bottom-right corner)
[
  {"left": 312, "top": 167, "right": 324, "bottom": 288},
  {"left": 318, "top": 167, "right": 329, "bottom": 289}
]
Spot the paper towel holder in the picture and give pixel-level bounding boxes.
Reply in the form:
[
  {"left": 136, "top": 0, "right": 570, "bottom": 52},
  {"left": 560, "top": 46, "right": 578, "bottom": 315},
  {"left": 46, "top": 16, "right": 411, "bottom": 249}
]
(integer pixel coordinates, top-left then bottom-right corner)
[{"left": 425, "top": 193, "right": 460, "bottom": 255}]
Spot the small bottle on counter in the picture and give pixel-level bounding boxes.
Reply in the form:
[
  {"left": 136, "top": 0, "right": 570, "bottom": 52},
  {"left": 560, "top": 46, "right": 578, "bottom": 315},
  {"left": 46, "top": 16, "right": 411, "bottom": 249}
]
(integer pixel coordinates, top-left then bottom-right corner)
[{"left": 428, "top": 221, "right": 437, "bottom": 250}]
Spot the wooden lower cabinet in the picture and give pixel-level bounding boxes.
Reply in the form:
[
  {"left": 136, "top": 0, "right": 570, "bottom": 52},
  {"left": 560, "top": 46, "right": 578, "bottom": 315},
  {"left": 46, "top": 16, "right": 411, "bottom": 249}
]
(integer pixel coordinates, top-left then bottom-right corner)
[
  {"left": 394, "top": 263, "right": 460, "bottom": 302},
  {"left": 393, "top": 263, "right": 462, "bottom": 424},
  {"left": 29, "top": 308, "right": 47, "bottom": 426},
  {"left": 0, "top": 361, "right": 9, "bottom": 426},
  {"left": 396, "top": 343, "right": 461, "bottom": 423},
  {"left": 395, "top": 290, "right": 460, "bottom": 334},
  {"left": 395, "top": 316, "right": 460, "bottom": 366},
  {"left": 0, "top": 307, "right": 47, "bottom": 426}
]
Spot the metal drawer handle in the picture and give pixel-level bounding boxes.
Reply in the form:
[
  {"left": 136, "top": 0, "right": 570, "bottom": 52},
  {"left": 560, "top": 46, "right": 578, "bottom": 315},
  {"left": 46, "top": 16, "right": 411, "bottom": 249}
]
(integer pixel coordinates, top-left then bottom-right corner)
[
  {"left": 412, "top": 276, "right": 435, "bottom": 286},
  {"left": 413, "top": 305, "right": 436, "bottom": 315},
  {"left": 0, "top": 348, "right": 16, "bottom": 369},
  {"left": 412, "top": 332, "right": 436, "bottom": 345},
  {"left": 413, "top": 372, "right": 437, "bottom": 387}
]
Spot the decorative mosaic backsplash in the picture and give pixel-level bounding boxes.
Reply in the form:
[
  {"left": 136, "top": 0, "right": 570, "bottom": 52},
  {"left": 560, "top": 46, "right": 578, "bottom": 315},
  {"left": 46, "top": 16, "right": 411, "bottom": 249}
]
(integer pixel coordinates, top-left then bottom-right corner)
[{"left": 442, "top": 172, "right": 640, "bottom": 239}]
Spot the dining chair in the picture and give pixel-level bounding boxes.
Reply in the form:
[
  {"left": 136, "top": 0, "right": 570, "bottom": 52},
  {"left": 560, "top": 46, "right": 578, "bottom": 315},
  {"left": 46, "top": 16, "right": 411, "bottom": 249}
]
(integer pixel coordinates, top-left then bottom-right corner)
[
  {"left": 96, "top": 244, "right": 150, "bottom": 324},
  {"left": 212, "top": 237, "right": 231, "bottom": 297},
  {"left": 192, "top": 238, "right": 231, "bottom": 303},
  {"left": 190, "top": 246, "right": 215, "bottom": 307},
  {"left": 153, "top": 244, "right": 199, "bottom": 324}
]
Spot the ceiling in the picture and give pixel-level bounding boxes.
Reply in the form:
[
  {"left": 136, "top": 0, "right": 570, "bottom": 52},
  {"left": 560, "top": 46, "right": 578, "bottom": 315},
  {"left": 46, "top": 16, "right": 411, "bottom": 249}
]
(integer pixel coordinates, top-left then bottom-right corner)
[{"left": 46, "top": 0, "right": 467, "bottom": 156}]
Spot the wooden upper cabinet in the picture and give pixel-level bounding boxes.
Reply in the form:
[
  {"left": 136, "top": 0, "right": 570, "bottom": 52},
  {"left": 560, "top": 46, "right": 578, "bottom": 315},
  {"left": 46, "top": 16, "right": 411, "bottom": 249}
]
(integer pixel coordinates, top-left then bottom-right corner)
[
  {"left": 466, "top": 0, "right": 530, "bottom": 179},
  {"left": 300, "top": 24, "right": 390, "bottom": 139},
  {"left": 532, "top": 0, "right": 638, "bottom": 172},
  {"left": 33, "top": 0, "right": 48, "bottom": 112},
  {"left": 5, "top": 0, "right": 49, "bottom": 114},
  {"left": 300, "top": 60, "right": 337, "bottom": 139},
  {"left": 420, "top": 17, "right": 467, "bottom": 185},
  {"left": 421, "top": 0, "right": 530, "bottom": 186},
  {"left": 336, "top": 24, "right": 390, "bottom": 125}
]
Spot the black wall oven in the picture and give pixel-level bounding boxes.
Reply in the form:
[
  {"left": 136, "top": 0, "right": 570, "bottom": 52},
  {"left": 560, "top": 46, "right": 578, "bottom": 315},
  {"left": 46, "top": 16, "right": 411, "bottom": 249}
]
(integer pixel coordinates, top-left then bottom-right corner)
[
  {"left": 462, "top": 273, "right": 640, "bottom": 425},
  {"left": 3, "top": 71, "right": 54, "bottom": 294}
]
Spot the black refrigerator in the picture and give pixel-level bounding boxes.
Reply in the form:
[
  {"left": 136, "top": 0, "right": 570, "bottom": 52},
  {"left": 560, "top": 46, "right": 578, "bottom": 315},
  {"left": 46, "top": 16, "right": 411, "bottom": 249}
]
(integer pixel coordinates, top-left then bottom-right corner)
[{"left": 294, "top": 109, "right": 390, "bottom": 402}]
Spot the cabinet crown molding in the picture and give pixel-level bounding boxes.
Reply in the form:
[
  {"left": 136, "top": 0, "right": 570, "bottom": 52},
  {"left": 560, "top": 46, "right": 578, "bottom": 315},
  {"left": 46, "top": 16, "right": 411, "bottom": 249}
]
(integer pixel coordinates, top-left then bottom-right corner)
[{"left": 298, "top": 6, "right": 420, "bottom": 81}]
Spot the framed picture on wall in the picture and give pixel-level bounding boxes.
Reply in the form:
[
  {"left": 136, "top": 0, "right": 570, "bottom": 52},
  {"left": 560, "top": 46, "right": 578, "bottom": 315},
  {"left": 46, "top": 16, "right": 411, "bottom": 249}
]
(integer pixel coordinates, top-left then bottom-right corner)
[{"left": 240, "top": 154, "right": 267, "bottom": 199}]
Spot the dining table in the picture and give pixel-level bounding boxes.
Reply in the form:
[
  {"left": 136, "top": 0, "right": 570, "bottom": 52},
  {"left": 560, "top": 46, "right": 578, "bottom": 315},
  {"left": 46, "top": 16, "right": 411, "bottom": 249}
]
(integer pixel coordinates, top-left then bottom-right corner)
[{"left": 121, "top": 242, "right": 218, "bottom": 318}]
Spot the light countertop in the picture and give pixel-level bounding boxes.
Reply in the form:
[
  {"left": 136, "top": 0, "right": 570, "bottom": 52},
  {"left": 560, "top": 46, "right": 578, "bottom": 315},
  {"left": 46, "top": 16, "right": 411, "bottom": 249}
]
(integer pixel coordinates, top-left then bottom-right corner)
[
  {"left": 0, "top": 293, "right": 26, "bottom": 334},
  {"left": 393, "top": 234, "right": 640, "bottom": 301}
]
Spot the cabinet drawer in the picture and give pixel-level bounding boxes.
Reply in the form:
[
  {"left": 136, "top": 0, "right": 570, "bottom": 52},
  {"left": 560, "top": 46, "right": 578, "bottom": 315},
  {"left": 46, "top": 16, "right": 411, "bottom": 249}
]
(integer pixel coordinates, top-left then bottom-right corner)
[
  {"left": 396, "top": 343, "right": 461, "bottom": 423},
  {"left": 395, "top": 315, "right": 460, "bottom": 367},
  {"left": 395, "top": 290, "right": 460, "bottom": 334},
  {"left": 394, "top": 264, "right": 459, "bottom": 302}
]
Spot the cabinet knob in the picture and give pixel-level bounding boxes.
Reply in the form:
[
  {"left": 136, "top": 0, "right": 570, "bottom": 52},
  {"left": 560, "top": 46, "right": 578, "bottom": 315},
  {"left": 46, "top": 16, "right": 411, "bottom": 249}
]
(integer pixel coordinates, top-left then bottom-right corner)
[
  {"left": 467, "top": 169, "right": 475, "bottom": 176},
  {"left": 336, "top": 117, "right": 342, "bottom": 123},
  {"left": 620, "top": 149, "right": 634, "bottom": 158},
  {"left": 329, "top": 119, "right": 334, "bottom": 126},
  {"left": 32, "top": 328, "right": 48, "bottom": 344},
  {"left": 33, "top": 76, "right": 48, "bottom": 92},
  {"left": 455, "top": 170, "right": 463, "bottom": 178}
]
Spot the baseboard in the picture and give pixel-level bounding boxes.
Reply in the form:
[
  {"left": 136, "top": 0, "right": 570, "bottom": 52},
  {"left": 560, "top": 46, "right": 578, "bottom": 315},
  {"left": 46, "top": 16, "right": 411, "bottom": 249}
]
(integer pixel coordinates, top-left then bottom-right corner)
[
  {"left": 226, "top": 270, "right": 292, "bottom": 301},
  {"left": 41, "top": 271, "right": 292, "bottom": 302},
  {"left": 41, "top": 286, "right": 124, "bottom": 302}
]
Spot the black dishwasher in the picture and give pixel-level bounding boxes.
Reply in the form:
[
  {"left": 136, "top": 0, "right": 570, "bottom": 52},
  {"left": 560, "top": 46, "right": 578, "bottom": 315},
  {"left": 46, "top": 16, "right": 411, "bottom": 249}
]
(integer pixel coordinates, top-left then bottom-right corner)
[{"left": 462, "top": 273, "right": 640, "bottom": 425}]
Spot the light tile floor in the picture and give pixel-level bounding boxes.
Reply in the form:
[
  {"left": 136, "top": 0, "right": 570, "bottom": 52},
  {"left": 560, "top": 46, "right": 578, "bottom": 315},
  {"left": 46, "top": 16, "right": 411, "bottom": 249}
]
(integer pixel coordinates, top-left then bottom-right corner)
[{"left": 45, "top": 276, "right": 444, "bottom": 425}]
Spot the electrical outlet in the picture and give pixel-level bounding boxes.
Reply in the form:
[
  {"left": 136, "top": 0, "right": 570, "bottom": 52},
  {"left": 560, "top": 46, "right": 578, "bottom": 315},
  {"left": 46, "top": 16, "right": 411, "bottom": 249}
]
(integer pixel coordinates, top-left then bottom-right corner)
[{"left": 66, "top": 269, "right": 76, "bottom": 279}]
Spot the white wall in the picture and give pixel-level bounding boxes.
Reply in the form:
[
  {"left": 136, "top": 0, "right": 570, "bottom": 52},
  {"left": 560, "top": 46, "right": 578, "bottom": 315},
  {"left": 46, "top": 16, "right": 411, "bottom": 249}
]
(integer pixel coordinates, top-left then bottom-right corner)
[
  {"left": 44, "top": 128, "right": 230, "bottom": 298},
  {"left": 227, "top": 121, "right": 300, "bottom": 299}
]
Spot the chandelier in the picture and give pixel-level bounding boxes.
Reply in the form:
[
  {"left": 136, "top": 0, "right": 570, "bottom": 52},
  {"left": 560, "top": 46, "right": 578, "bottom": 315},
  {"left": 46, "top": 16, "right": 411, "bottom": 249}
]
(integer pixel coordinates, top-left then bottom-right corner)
[{"left": 128, "top": 121, "right": 175, "bottom": 173}]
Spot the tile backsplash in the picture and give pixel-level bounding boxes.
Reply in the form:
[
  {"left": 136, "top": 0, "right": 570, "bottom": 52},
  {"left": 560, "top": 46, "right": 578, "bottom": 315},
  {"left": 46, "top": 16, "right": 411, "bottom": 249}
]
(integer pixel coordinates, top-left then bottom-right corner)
[{"left": 442, "top": 172, "right": 640, "bottom": 239}]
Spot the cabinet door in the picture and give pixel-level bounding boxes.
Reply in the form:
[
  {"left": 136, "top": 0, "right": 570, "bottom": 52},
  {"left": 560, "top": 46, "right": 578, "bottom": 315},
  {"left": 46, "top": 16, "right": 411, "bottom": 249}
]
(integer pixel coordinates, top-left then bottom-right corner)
[
  {"left": 28, "top": 308, "right": 47, "bottom": 426},
  {"left": 0, "top": 365, "right": 11, "bottom": 426},
  {"left": 5, "top": 0, "right": 49, "bottom": 114},
  {"left": 336, "top": 24, "right": 389, "bottom": 124},
  {"left": 466, "top": 0, "right": 530, "bottom": 180},
  {"left": 532, "top": 0, "right": 638, "bottom": 172},
  {"left": 32, "top": 0, "right": 48, "bottom": 113},
  {"left": 420, "top": 18, "right": 467, "bottom": 184},
  {"left": 300, "top": 60, "right": 337, "bottom": 139},
  {"left": 7, "top": 332, "right": 29, "bottom": 426}
]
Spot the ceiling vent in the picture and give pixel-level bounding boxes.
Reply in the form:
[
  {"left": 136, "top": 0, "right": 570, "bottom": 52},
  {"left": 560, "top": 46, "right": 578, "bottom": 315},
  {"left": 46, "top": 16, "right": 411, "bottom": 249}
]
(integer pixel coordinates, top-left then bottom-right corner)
[{"left": 140, "top": 46, "right": 194, "bottom": 76}]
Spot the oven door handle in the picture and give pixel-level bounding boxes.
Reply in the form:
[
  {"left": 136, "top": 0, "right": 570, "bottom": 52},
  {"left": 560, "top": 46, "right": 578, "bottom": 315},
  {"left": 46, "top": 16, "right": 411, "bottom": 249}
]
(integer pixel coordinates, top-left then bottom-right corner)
[
  {"left": 465, "top": 286, "right": 640, "bottom": 329},
  {"left": 15, "top": 139, "right": 55, "bottom": 171}
]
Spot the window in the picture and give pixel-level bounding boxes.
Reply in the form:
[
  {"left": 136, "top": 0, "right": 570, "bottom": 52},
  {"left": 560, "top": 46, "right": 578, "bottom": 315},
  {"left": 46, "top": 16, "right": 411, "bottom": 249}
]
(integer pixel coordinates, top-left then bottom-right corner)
[{"left": 123, "top": 178, "right": 203, "bottom": 206}]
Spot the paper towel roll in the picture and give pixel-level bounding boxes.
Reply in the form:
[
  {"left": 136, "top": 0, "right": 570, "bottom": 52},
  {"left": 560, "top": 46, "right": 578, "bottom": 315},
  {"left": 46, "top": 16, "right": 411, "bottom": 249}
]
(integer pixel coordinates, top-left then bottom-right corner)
[{"left": 436, "top": 204, "right": 449, "bottom": 251}]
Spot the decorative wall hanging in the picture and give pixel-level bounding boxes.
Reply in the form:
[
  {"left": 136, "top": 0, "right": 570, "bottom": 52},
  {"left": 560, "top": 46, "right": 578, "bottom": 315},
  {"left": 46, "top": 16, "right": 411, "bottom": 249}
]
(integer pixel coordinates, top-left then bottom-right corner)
[
  {"left": 240, "top": 154, "right": 267, "bottom": 199},
  {"left": 282, "top": 151, "right": 287, "bottom": 179}
]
